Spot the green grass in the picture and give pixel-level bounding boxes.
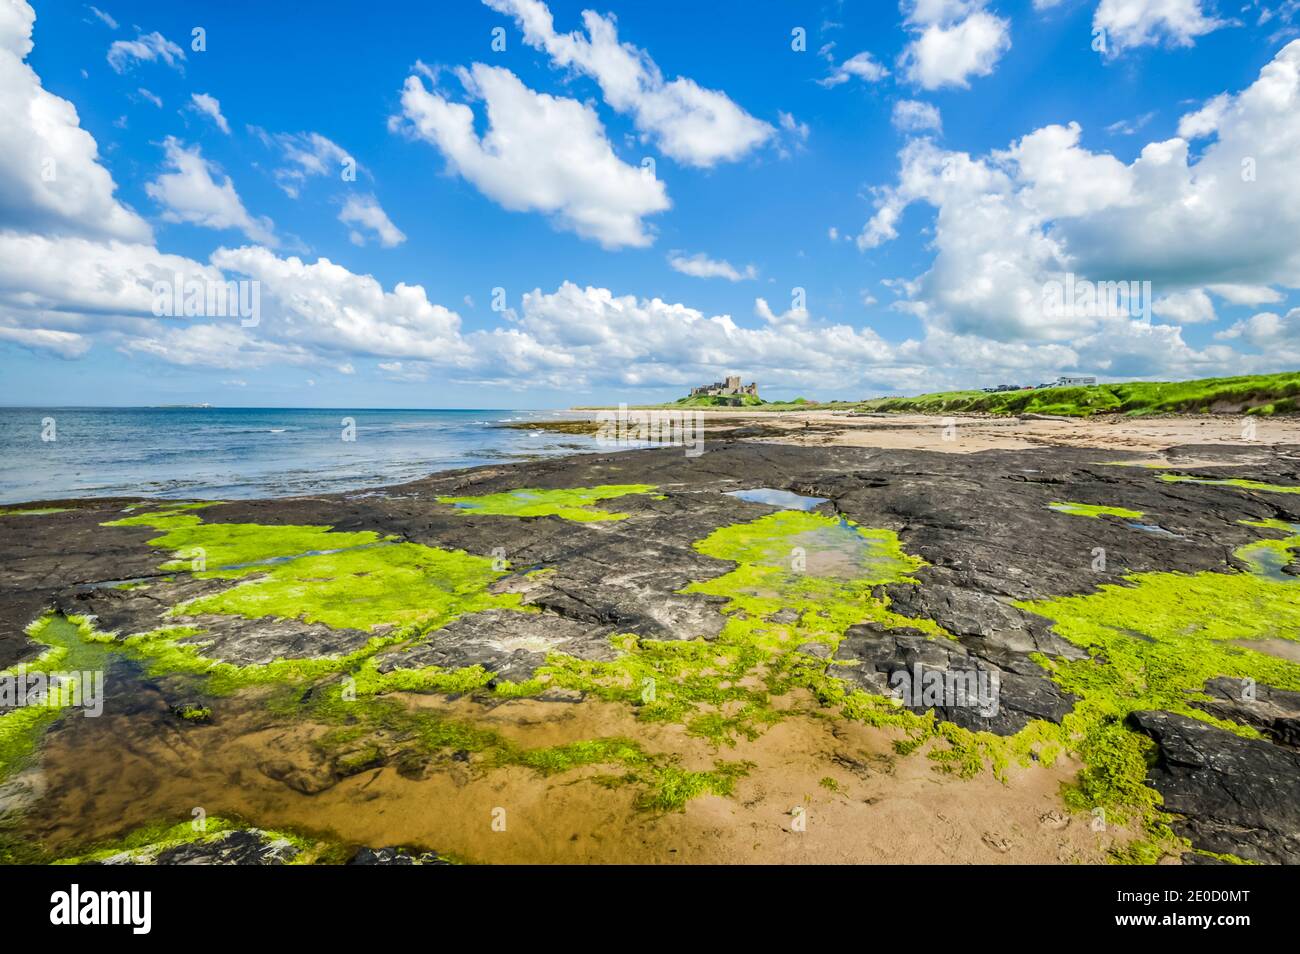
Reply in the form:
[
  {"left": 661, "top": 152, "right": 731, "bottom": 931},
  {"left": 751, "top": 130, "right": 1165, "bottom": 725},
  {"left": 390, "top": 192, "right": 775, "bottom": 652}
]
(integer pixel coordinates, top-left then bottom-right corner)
[
  {"left": 857, "top": 372, "right": 1300, "bottom": 417},
  {"left": 672, "top": 394, "right": 767, "bottom": 408}
]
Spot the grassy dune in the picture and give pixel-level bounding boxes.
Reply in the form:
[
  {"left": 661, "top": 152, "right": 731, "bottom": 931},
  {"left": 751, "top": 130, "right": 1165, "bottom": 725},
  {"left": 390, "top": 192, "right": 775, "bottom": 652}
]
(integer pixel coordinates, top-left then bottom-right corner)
[{"left": 858, "top": 372, "right": 1300, "bottom": 418}]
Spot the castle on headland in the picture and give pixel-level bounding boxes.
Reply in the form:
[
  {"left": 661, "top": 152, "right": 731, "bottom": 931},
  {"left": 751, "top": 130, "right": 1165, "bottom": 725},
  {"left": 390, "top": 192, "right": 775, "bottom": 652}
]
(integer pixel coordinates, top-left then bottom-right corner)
[{"left": 689, "top": 375, "right": 759, "bottom": 399}]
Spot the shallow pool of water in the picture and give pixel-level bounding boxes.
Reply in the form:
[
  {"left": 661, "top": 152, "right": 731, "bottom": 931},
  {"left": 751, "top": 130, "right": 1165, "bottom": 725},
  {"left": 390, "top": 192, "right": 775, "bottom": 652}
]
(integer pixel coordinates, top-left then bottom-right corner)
[
  {"left": 726, "top": 488, "right": 828, "bottom": 511},
  {"left": 1124, "top": 522, "right": 1185, "bottom": 539}
]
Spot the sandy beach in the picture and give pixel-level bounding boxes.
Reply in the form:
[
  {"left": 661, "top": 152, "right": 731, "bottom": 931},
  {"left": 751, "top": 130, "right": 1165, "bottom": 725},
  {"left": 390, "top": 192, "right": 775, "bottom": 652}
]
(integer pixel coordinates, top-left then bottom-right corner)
[{"left": 564, "top": 407, "right": 1300, "bottom": 455}]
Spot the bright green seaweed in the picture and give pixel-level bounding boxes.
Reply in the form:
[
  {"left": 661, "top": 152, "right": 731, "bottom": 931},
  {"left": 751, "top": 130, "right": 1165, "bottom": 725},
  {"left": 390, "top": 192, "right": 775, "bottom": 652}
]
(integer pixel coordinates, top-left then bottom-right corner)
[
  {"left": 1009, "top": 521, "right": 1300, "bottom": 859},
  {"left": 103, "top": 507, "right": 528, "bottom": 636},
  {"left": 436, "top": 484, "right": 658, "bottom": 521},
  {"left": 103, "top": 509, "right": 387, "bottom": 576},
  {"left": 177, "top": 542, "right": 525, "bottom": 633},
  {"left": 47, "top": 816, "right": 351, "bottom": 866},
  {"left": 1049, "top": 501, "right": 1144, "bottom": 519},
  {"left": 487, "top": 511, "right": 947, "bottom": 746},
  {"left": 1157, "top": 474, "right": 1300, "bottom": 494},
  {"left": 0, "top": 615, "right": 120, "bottom": 780}
]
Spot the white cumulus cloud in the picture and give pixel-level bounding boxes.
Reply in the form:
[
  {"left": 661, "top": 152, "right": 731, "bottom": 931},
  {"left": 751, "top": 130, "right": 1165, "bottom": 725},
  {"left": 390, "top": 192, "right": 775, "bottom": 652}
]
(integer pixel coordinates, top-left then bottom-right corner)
[
  {"left": 107, "top": 30, "right": 184, "bottom": 73},
  {"left": 145, "top": 137, "right": 276, "bottom": 245},
  {"left": 483, "top": 0, "right": 774, "bottom": 167},
  {"left": 0, "top": 1, "right": 151, "bottom": 243},
  {"left": 189, "top": 92, "right": 230, "bottom": 134},
  {"left": 859, "top": 41, "right": 1300, "bottom": 347},
  {"left": 339, "top": 194, "right": 406, "bottom": 248},
  {"left": 820, "top": 51, "right": 891, "bottom": 87},
  {"left": 892, "top": 99, "right": 943, "bottom": 132},
  {"left": 668, "top": 252, "right": 757, "bottom": 281},
  {"left": 1094, "top": 0, "right": 1227, "bottom": 57},
  {"left": 899, "top": 1, "right": 1011, "bottom": 90},
  {"left": 394, "top": 63, "right": 669, "bottom": 249}
]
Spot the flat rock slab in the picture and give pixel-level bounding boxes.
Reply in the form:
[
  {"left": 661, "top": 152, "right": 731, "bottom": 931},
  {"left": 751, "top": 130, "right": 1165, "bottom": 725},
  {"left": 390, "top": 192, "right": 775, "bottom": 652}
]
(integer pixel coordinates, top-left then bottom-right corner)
[{"left": 1130, "top": 710, "right": 1300, "bottom": 864}]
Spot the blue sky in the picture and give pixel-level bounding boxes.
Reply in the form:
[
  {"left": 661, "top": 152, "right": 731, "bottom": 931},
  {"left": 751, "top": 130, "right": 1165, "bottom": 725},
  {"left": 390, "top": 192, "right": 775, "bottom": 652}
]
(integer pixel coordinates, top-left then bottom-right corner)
[{"left": 1, "top": 0, "right": 1298, "bottom": 407}]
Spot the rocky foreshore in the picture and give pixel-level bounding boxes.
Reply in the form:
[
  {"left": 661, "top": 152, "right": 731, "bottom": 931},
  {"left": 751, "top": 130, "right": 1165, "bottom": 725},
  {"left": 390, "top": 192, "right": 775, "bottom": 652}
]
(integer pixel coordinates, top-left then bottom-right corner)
[{"left": 2, "top": 437, "right": 1299, "bottom": 864}]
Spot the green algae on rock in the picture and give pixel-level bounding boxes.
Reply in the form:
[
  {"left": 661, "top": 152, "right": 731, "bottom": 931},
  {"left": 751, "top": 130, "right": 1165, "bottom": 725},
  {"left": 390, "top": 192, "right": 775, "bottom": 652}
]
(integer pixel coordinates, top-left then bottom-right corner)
[
  {"left": 49, "top": 816, "right": 348, "bottom": 866},
  {"left": 103, "top": 509, "right": 387, "bottom": 576},
  {"left": 1012, "top": 523, "right": 1300, "bottom": 858},
  {"left": 436, "top": 484, "right": 658, "bottom": 521},
  {"left": 489, "top": 511, "right": 947, "bottom": 747},
  {"left": 1157, "top": 474, "right": 1300, "bottom": 494},
  {"left": 1048, "top": 501, "right": 1145, "bottom": 519},
  {"left": 176, "top": 542, "right": 527, "bottom": 633},
  {"left": 0, "top": 615, "right": 119, "bottom": 781},
  {"left": 104, "top": 508, "right": 529, "bottom": 637}
]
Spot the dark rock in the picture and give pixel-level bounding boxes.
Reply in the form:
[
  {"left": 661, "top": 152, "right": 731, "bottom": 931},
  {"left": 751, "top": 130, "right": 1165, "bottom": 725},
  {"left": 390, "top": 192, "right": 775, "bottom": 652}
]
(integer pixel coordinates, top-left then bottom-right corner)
[
  {"left": 1194, "top": 677, "right": 1300, "bottom": 749},
  {"left": 833, "top": 622, "right": 1075, "bottom": 735},
  {"left": 91, "top": 828, "right": 300, "bottom": 865},
  {"left": 347, "top": 846, "right": 451, "bottom": 865},
  {"left": 1129, "top": 710, "right": 1300, "bottom": 864}
]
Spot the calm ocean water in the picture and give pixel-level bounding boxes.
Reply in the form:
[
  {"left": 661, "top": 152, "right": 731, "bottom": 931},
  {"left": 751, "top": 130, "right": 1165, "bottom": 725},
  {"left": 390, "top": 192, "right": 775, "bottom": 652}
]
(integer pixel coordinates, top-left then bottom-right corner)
[{"left": 0, "top": 407, "right": 616, "bottom": 504}]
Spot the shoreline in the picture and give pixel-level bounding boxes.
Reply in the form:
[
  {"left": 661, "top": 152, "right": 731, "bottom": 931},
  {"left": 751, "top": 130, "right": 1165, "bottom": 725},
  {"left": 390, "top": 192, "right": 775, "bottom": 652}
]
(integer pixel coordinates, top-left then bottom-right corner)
[{"left": 6, "top": 410, "right": 1298, "bottom": 510}]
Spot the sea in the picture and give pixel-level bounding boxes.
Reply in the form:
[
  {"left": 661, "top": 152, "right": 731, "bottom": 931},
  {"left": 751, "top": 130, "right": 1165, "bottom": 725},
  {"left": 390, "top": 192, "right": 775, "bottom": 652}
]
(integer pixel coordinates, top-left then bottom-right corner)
[{"left": 0, "top": 407, "right": 623, "bottom": 504}]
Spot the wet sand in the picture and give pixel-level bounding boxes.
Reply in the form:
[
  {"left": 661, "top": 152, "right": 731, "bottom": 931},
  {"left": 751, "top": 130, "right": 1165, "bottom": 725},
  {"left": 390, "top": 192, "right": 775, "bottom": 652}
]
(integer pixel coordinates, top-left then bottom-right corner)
[{"left": 19, "top": 677, "right": 1127, "bottom": 864}]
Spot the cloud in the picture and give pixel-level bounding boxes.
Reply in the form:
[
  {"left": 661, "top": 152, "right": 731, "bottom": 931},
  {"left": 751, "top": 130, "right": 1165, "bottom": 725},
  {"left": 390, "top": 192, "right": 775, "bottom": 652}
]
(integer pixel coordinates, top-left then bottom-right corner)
[
  {"left": 1094, "top": 0, "right": 1227, "bottom": 56},
  {"left": 858, "top": 42, "right": 1300, "bottom": 343},
  {"left": 778, "top": 110, "right": 810, "bottom": 148},
  {"left": 819, "top": 51, "right": 891, "bottom": 87},
  {"left": 491, "top": 282, "right": 900, "bottom": 390},
  {"left": 378, "top": 360, "right": 431, "bottom": 382},
  {"left": 189, "top": 92, "right": 230, "bottom": 134},
  {"left": 339, "top": 194, "right": 406, "bottom": 247},
  {"left": 394, "top": 63, "right": 669, "bottom": 249},
  {"left": 1207, "top": 283, "right": 1284, "bottom": 305},
  {"left": 86, "top": 6, "right": 117, "bottom": 30},
  {"left": 892, "top": 99, "right": 943, "bottom": 132},
  {"left": 1153, "top": 288, "right": 1217, "bottom": 323},
  {"left": 0, "top": 230, "right": 221, "bottom": 367},
  {"left": 210, "top": 245, "right": 470, "bottom": 364},
  {"left": 0, "top": 324, "right": 90, "bottom": 358},
  {"left": 250, "top": 128, "right": 355, "bottom": 198},
  {"left": 145, "top": 138, "right": 276, "bottom": 245},
  {"left": 668, "top": 252, "right": 757, "bottom": 281},
  {"left": 0, "top": 2, "right": 151, "bottom": 243},
  {"left": 483, "top": 0, "right": 774, "bottom": 167},
  {"left": 122, "top": 322, "right": 316, "bottom": 371},
  {"left": 1105, "top": 110, "right": 1157, "bottom": 135},
  {"left": 136, "top": 87, "right": 162, "bottom": 107},
  {"left": 900, "top": 1, "right": 1011, "bottom": 89},
  {"left": 107, "top": 30, "right": 184, "bottom": 73},
  {"left": 1215, "top": 308, "right": 1300, "bottom": 367}
]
